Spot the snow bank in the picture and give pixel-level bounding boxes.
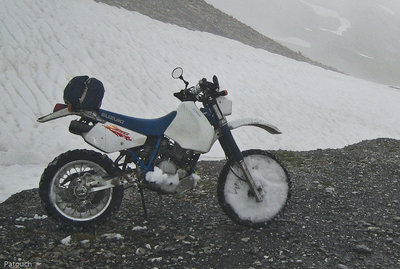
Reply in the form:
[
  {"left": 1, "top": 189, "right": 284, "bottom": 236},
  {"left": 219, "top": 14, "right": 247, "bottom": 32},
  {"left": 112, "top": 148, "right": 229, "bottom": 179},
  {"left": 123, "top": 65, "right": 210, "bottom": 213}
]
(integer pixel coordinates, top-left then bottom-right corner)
[{"left": 1, "top": 0, "right": 400, "bottom": 202}]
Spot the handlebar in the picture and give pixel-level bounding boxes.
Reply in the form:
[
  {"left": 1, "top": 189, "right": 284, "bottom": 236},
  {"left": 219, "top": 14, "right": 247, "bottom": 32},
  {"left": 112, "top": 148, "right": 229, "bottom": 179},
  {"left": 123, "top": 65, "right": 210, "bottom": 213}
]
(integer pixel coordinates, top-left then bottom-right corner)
[
  {"left": 173, "top": 90, "right": 197, "bottom": 102},
  {"left": 173, "top": 76, "right": 227, "bottom": 102}
]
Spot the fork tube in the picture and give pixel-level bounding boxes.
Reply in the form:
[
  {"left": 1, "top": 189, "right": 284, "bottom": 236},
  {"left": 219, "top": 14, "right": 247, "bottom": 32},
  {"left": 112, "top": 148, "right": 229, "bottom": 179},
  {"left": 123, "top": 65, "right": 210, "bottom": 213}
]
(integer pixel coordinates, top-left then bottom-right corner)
[
  {"left": 218, "top": 125, "right": 263, "bottom": 202},
  {"left": 218, "top": 124, "right": 243, "bottom": 161},
  {"left": 211, "top": 101, "right": 262, "bottom": 202}
]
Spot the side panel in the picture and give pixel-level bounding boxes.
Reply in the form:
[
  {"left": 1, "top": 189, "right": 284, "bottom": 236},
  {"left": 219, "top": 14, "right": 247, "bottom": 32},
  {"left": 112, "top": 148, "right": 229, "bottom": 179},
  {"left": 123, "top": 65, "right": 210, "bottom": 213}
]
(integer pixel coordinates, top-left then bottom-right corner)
[
  {"left": 82, "top": 122, "right": 147, "bottom": 153},
  {"left": 164, "top": 102, "right": 215, "bottom": 153}
]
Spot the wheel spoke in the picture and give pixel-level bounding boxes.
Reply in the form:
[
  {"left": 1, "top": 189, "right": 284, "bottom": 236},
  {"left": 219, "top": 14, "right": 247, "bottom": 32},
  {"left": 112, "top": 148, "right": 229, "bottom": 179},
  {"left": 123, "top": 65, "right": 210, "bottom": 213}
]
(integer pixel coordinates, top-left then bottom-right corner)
[{"left": 50, "top": 160, "right": 113, "bottom": 221}]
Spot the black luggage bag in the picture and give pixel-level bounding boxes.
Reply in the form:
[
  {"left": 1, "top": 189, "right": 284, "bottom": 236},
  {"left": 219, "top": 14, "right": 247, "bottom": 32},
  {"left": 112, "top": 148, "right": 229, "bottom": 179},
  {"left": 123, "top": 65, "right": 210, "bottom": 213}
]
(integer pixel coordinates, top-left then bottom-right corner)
[{"left": 63, "top": 76, "right": 105, "bottom": 110}]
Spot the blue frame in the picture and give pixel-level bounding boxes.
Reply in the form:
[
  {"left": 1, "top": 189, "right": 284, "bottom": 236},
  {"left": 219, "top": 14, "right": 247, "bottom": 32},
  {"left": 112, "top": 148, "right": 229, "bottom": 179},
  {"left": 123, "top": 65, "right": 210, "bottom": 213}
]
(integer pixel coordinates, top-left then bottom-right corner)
[
  {"left": 98, "top": 109, "right": 177, "bottom": 136},
  {"left": 127, "top": 136, "right": 163, "bottom": 172}
]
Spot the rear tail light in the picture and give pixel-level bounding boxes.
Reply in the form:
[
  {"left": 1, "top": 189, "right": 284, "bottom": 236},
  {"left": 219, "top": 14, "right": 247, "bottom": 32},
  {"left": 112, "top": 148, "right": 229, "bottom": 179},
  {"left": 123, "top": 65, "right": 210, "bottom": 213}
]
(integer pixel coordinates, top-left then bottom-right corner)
[{"left": 53, "top": 103, "right": 68, "bottom": 112}]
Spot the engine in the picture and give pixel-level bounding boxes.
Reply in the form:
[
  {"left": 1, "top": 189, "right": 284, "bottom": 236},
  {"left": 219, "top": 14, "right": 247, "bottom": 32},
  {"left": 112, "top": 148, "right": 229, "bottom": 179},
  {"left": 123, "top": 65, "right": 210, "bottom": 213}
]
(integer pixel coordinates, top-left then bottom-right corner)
[{"left": 144, "top": 138, "right": 200, "bottom": 194}]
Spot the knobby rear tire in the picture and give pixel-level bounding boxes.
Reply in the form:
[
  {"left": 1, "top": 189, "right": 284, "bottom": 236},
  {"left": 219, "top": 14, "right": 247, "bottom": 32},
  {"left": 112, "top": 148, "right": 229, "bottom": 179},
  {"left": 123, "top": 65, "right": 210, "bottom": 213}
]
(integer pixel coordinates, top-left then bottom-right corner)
[
  {"left": 217, "top": 149, "right": 291, "bottom": 228},
  {"left": 39, "top": 149, "right": 123, "bottom": 230}
]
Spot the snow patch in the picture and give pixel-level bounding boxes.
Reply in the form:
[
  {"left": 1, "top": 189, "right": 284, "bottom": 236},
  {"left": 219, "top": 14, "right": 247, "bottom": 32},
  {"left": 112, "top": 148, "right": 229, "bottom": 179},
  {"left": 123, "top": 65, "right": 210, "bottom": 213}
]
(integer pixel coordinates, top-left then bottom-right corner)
[
  {"left": 319, "top": 18, "right": 351, "bottom": 36},
  {"left": 379, "top": 5, "right": 395, "bottom": 15},
  {"left": 132, "top": 225, "right": 147, "bottom": 231},
  {"left": 15, "top": 214, "right": 48, "bottom": 221},
  {"left": 61, "top": 235, "right": 72, "bottom": 246},
  {"left": 273, "top": 36, "right": 311, "bottom": 48},
  {"left": 358, "top": 53, "right": 374, "bottom": 59},
  {"left": 224, "top": 154, "right": 289, "bottom": 222},
  {"left": 300, "top": 0, "right": 351, "bottom": 36},
  {"left": 300, "top": 0, "right": 338, "bottom": 17},
  {"left": 101, "top": 233, "right": 124, "bottom": 240},
  {"left": 149, "top": 257, "right": 163, "bottom": 262},
  {"left": 145, "top": 167, "right": 180, "bottom": 193},
  {"left": 1, "top": 0, "right": 400, "bottom": 203},
  {"left": 191, "top": 173, "right": 200, "bottom": 187}
]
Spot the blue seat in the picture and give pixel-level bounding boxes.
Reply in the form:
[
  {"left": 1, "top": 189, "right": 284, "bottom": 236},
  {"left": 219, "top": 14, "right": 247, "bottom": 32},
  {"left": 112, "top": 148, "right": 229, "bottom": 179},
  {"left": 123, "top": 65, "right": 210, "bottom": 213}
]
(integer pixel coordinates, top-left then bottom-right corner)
[{"left": 98, "top": 109, "right": 177, "bottom": 136}]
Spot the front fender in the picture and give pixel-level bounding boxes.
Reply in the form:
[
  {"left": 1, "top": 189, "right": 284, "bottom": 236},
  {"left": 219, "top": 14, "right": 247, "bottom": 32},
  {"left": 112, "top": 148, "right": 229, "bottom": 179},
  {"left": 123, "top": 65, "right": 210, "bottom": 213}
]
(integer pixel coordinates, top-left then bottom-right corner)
[{"left": 227, "top": 118, "right": 281, "bottom": 134}]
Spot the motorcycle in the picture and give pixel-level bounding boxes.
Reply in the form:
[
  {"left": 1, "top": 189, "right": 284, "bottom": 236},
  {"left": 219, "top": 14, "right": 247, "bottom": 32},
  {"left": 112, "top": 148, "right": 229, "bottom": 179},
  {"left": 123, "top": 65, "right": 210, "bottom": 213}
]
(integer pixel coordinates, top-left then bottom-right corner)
[{"left": 37, "top": 67, "right": 291, "bottom": 229}]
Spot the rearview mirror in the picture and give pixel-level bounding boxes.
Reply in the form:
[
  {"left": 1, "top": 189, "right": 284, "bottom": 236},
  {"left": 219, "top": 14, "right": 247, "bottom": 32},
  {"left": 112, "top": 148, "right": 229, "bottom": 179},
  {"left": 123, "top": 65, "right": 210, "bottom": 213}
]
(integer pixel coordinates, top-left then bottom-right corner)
[{"left": 172, "top": 67, "right": 183, "bottom": 79}]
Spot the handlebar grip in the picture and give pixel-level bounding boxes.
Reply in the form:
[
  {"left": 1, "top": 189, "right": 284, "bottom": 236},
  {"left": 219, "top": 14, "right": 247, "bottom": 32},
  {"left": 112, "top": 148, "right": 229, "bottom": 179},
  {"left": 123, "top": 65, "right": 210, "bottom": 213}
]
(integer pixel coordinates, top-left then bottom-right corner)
[{"left": 210, "top": 90, "right": 228, "bottom": 98}]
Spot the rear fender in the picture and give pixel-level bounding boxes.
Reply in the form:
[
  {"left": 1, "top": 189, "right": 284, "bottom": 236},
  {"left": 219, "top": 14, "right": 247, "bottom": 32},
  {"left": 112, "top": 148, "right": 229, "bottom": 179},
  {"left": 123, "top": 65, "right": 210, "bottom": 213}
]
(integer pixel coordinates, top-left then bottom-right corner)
[
  {"left": 37, "top": 105, "right": 74, "bottom": 123},
  {"left": 37, "top": 104, "right": 105, "bottom": 123},
  {"left": 228, "top": 118, "right": 281, "bottom": 134}
]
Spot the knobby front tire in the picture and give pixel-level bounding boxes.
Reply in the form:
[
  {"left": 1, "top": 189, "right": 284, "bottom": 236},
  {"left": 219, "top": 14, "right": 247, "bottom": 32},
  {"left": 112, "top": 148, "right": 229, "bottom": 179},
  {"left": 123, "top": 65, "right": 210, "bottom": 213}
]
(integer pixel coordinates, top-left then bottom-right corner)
[{"left": 217, "top": 149, "right": 291, "bottom": 228}]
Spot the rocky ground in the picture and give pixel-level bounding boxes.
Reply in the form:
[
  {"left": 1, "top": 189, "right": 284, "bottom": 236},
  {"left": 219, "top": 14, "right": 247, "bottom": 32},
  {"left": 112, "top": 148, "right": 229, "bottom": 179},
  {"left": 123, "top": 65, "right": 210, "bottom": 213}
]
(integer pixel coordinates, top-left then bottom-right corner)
[{"left": 1, "top": 138, "right": 399, "bottom": 268}]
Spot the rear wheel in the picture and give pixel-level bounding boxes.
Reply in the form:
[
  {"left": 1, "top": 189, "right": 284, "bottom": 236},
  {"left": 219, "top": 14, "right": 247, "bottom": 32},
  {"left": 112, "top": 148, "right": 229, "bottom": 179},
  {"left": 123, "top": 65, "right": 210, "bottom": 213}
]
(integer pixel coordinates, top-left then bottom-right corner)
[
  {"left": 217, "top": 150, "right": 290, "bottom": 227},
  {"left": 39, "top": 149, "right": 123, "bottom": 229}
]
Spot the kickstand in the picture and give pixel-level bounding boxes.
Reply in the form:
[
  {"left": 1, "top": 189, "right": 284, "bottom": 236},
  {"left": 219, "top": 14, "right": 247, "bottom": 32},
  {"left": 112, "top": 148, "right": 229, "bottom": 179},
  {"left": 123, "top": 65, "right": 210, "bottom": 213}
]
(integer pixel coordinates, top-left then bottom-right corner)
[{"left": 138, "top": 187, "right": 148, "bottom": 219}]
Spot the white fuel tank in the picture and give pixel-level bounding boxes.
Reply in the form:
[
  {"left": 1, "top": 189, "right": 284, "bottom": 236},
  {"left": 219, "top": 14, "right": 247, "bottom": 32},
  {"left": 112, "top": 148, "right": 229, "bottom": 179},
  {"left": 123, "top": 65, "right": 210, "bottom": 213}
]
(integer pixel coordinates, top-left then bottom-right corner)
[
  {"left": 164, "top": 102, "right": 215, "bottom": 153},
  {"left": 83, "top": 123, "right": 147, "bottom": 153}
]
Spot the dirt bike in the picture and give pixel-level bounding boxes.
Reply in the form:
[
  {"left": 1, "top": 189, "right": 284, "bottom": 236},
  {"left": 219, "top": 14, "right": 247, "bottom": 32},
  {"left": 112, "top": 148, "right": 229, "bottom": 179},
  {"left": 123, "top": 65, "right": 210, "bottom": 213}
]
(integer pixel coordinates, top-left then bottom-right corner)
[{"left": 37, "top": 67, "right": 291, "bottom": 229}]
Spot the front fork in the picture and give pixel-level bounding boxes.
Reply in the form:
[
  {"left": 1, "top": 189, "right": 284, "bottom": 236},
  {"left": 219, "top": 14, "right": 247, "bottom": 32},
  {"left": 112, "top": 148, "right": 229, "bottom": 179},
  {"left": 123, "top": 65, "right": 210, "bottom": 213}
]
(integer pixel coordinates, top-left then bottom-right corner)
[{"left": 218, "top": 124, "right": 263, "bottom": 202}]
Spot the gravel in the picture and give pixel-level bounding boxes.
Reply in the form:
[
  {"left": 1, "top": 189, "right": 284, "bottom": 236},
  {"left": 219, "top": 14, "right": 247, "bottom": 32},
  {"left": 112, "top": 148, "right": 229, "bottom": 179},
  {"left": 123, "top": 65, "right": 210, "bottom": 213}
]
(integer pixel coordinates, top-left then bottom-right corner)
[{"left": 1, "top": 138, "right": 399, "bottom": 268}]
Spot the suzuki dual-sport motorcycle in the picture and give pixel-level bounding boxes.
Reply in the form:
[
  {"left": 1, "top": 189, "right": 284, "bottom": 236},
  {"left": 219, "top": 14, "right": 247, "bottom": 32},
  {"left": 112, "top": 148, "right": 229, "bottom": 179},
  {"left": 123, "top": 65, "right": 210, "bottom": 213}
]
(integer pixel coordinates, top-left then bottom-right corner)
[{"left": 37, "top": 67, "right": 291, "bottom": 229}]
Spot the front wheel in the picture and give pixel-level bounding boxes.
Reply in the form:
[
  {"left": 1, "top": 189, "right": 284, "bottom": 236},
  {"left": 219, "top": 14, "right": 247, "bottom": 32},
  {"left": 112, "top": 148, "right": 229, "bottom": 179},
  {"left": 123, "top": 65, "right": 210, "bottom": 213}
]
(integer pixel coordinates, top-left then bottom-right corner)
[
  {"left": 39, "top": 149, "right": 123, "bottom": 229},
  {"left": 217, "top": 150, "right": 291, "bottom": 227}
]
